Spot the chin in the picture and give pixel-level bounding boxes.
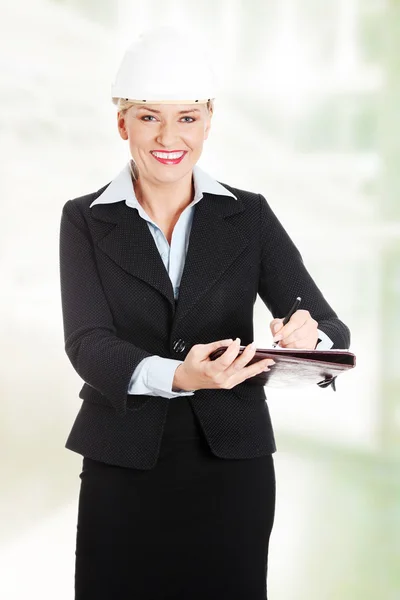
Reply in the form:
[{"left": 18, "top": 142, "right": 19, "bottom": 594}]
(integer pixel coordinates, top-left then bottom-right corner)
[{"left": 153, "top": 164, "right": 193, "bottom": 179}]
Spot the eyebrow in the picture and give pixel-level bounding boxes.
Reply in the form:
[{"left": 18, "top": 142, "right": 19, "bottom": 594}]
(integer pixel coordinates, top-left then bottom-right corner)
[{"left": 135, "top": 106, "right": 201, "bottom": 114}]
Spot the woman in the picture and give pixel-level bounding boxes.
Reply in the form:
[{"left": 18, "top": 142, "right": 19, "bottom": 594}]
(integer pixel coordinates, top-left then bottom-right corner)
[{"left": 59, "top": 27, "right": 350, "bottom": 599}]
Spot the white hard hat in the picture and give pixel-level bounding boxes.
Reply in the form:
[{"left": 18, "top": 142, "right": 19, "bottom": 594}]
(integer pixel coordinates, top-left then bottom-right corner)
[{"left": 111, "top": 26, "right": 218, "bottom": 105}]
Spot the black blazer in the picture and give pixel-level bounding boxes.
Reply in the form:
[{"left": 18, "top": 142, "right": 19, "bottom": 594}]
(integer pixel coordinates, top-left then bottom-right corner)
[{"left": 59, "top": 180, "right": 350, "bottom": 469}]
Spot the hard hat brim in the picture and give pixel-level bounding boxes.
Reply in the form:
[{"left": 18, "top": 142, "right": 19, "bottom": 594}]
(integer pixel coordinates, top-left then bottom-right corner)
[{"left": 112, "top": 97, "right": 214, "bottom": 106}]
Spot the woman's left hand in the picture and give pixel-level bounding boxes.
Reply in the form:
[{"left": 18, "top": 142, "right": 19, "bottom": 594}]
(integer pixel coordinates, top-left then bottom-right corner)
[{"left": 270, "top": 310, "right": 319, "bottom": 350}]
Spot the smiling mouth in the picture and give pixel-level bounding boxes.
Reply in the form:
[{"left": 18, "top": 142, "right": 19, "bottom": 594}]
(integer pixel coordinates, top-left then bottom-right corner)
[{"left": 150, "top": 150, "right": 187, "bottom": 164}]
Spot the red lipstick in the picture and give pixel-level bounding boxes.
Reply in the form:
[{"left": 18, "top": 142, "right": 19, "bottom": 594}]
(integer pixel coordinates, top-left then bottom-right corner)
[{"left": 151, "top": 150, "right": 187, "bottom": 165}]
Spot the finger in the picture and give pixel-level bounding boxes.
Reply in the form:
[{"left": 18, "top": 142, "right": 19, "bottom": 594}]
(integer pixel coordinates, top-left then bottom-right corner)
[
  {"left": 280, "top": 318, "right": 317, "bottom": 347},
  {"left": 280, "top": 335, "right": 311, "bottom": 349},
  {"left": 198, "top": 338, "right": 234, "bottom": 360},
  {"left": 281, "top": 328, "right": 318, "bottom": 348},
  {"left": 272, "top": 310, "right": 309, "bottom": 342},
  {"left": 226, "top": 357, "right": 276, "bottom": 388},
  {"left": 242, "top": 357, "right": 276, "bottom": 378},
  {"left": 279, "top": 321, "right": 309, "bottom": 345},
  {"left": 270, "top": 319, "right": 283, "bottom": 335},
  {"left": 222, "top": 341, "right": 257, "bottom": 378},
  {"left": 210, "top": 337, "right": 242, "bottom": 371}
]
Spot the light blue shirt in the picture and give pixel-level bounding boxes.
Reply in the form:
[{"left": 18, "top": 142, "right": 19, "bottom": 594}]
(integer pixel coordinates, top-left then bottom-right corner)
[{"left": 90, "top": 161, "right": 333, "bottom": 398}]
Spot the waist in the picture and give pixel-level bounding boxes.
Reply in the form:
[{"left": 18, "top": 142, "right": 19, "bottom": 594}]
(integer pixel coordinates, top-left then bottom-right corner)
[{"left": 162, "top": 395, "right": 203, "bottom": 441}]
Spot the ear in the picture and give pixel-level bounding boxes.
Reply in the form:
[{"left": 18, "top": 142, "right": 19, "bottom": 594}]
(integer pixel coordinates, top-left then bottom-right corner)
[
  {"left": 117, "top": 111, "right": 129, "bottom": 141},
  {"left": 204, "top": 114, "right": 213, "bottom": 140}
]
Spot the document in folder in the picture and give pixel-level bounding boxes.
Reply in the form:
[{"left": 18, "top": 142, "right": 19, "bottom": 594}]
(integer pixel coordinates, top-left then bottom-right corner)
[{"left": 209, "top": 346, "right": 356, "bottom": 390}]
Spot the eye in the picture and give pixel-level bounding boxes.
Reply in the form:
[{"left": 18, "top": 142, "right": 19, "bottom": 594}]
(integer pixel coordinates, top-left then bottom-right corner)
[{"left": 140, "top": 115, "right": 196, "bottom": 123}]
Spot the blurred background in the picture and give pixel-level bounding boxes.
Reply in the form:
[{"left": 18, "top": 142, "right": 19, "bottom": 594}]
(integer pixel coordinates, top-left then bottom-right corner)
[{"left": 1, "top": 0, "right": 399, "bottom": 598}]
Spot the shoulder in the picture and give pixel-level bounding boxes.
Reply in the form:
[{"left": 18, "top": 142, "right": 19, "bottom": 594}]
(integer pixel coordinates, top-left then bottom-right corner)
[
  {"left": 60, "top": 182, "right": 113, "bottom": 232},
  {"left": 63, "top": 181, "right": 111, "bottom": 213},
  {"left": 216, "top": 180, "right": 263, "bottom": 205},
  {"left": 216, "top": 179, "right": 275, "bottom": 222},
  {"left": 215, "top": 179, "right": 290, "bottom": 246}
]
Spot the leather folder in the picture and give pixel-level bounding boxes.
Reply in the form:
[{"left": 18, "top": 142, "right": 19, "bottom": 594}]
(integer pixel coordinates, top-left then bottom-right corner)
[{"left": 209, "top": 346, "right": 356, "bottom": 391}]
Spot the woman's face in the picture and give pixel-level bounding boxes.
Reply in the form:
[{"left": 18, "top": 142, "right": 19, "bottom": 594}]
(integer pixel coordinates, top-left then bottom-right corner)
[{"left": 117, "top": 103, "right": 212, "bottom": 185}]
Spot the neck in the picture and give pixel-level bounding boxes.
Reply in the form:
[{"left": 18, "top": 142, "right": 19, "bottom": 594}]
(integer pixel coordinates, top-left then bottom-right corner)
[{"left": 133, "top": 170, "right": 195, "bottom": 223}]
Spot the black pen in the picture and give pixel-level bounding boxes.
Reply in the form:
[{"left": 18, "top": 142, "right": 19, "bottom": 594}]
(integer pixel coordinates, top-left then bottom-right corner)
[{"left": 272, "top": 296, "right": 302, "bottom": 347}]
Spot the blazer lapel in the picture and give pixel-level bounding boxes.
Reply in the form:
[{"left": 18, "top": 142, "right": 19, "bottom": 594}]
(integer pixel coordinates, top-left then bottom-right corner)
[
  {"left": 91, "top": 201, "right": 176, "bottom": 309},
  {"left": 172, "top": 191, "right": 247, "bottom": 330},
  {"left": 90, "top": 189, "right": 248, "bottom": 327}
]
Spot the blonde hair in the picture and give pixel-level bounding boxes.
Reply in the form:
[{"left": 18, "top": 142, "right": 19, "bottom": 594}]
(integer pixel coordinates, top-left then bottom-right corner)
[
  {"left": 117, "top": 97, "right": 214, "bottom": 115},
  {"left": 117, "top": 98, "right": 214, "bottom": 182}
]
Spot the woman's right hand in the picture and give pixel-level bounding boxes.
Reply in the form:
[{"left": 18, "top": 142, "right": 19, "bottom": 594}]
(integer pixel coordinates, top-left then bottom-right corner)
[{"left": 172, "top": 337, "right": 275, "bottom": 392}]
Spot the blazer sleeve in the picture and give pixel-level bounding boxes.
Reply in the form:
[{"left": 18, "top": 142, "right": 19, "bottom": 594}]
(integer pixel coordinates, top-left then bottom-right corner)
[
  {"left": 59, "top": 199, "right": 153, "bottom": 414},
  {"left": 257, "top": 194, "right": 350, "bottom": 349}
]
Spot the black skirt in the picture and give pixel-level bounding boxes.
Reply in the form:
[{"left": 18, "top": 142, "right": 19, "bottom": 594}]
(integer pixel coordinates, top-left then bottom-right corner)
[{"left": 74, "top": 396, "right": 276, "bottom": 600}]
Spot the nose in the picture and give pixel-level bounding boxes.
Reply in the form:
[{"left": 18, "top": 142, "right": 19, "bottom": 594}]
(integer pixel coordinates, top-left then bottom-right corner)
[{"left": 155, "top": 120, "right": 180, "bottom": 147}]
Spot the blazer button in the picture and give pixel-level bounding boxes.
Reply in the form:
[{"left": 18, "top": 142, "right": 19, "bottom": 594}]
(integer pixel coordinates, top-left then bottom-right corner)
[{"left": 172, "top": 338, "right": 186, "bottom": 353}]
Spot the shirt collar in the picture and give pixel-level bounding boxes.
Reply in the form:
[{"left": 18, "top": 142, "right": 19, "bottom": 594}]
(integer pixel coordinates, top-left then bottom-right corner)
[{"left": 89, "top": 162, "right": 237, "bottom": 209}]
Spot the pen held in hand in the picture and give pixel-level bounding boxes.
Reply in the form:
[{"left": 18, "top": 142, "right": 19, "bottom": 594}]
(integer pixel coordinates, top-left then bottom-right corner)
[{"left": 272, "top": 296, "right": 302, "bottom": 348}]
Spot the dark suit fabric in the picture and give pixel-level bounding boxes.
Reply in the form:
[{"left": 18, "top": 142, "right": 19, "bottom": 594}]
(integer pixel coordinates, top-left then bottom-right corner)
[
  {"left": 59, "top": 180, "right": 350, "bottom": 470},
  {"left": 74, "top": 396, "right": 276, "bottom": 600},
  {"left": 60, "top": 179, "right": 349, "bottom": 599}
]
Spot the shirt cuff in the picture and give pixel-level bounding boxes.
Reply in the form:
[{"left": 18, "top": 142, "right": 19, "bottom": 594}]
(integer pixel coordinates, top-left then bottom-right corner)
[
  {"left": 128, "top": 356, "right": 194, "bottom": 398},
  {"left": 315, "top": 328, "right": 334, "bottom": 350}
]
